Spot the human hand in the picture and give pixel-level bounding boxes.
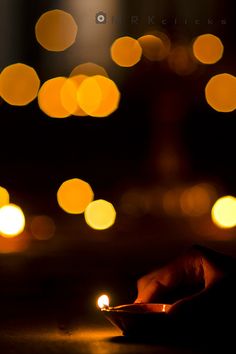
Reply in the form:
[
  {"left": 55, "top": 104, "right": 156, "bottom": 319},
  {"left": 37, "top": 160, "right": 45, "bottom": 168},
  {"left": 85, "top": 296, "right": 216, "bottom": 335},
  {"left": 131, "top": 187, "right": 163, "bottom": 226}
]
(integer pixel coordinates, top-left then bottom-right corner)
[
  {"left": 135, "top": 246, "right": 223, "bottom": 310},
  {"left": 135, "top": 246, "right": 236, "bottom": 344}
]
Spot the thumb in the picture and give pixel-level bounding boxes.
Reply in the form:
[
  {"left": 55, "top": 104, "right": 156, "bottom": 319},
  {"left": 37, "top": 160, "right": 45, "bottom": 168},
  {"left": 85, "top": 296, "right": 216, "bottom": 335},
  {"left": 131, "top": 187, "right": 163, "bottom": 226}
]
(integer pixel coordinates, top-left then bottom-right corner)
[{"left": 134, "top": 279, "right": 164, "bottom": 303}]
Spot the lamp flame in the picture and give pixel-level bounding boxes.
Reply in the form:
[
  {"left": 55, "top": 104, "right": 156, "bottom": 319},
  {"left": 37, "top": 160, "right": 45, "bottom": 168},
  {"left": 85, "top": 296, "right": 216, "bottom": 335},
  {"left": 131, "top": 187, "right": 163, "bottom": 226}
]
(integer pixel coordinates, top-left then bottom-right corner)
[{"left": 97, "top": 294, "right": 110, "bottom": 309}]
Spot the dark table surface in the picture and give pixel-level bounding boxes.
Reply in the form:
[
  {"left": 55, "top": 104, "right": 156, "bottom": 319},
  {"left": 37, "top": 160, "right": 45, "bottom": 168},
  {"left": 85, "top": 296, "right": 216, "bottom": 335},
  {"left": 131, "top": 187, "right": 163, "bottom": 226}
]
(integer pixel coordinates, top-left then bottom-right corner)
[{"left": 0, "top": 320, "right": 208, "bottom": 354}]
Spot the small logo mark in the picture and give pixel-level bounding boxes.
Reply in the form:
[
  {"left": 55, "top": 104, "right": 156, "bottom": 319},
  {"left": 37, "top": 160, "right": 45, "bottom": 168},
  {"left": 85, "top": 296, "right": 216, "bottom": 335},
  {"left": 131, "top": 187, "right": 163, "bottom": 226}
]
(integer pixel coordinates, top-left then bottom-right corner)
[{"left": 96, "top": 11, "right": 107, "bottom": 24}]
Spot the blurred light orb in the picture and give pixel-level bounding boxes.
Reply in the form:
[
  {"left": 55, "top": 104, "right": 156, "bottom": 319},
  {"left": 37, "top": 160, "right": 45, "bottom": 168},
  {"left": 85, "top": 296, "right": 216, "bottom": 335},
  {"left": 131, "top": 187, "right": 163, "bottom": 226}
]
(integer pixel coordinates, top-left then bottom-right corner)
[
  {"left": 0, "top": 186, "right": 10, "bottom": 207},
  {"left": 211, "top": 196, "right": 236, "bottom": 229},
  {"left": 180, "top": 185, "right": 211, "bottom": 217},
  {"left": 97, "top": 294, "right": 110, "bottom": 309},
  {"left": 111, "top": 36, "right": 142, "bottom": 67},
  {"left": 70, "top": 63, "right": 108, "bottom": 78},
  {"left": 38, "top": 77, "right": 71, "bottom": 118},
  {"left": 162, "top": 188, "right": 182, "bottom": 216},
  {"left": 168, "top": 46, "right": 197, "bottom": 76},
  {"left": 205, "top": 74, "right": 236, "bottom": 112},
  {"left": 138, "top": 34, "right": 169, "bottom": 61},
  {"left": 35, "top": 9, "right": 78, "bottom": 52},
  {"left": 0, "top": 63, "right": 40, "bottom": 106},
  {"left": 76, "top": 76, "right": 102, "bottom": 115},
  {"left": 61, "top": 75, "right": 88, "bottom": 116},
  {"left": 77, "top": 75, "right": 120, "bottom": 117},
  {"left": 88, "top": 75, "right": 120, "bottom": 117},
  {"left": 193, "top": 34, "right": 224, "bottom": 64},
  {"left": 0, "top": 204, "right": 25, "bottom": 238},
  {"left": 85, "top": 199, "right": 116, "bottom": 230},
  {"left": 57, "top": 178, "right": 94, "bottom": 214},
  {"left": 31, "top": 215, "right": 56, "bottom": 240}
]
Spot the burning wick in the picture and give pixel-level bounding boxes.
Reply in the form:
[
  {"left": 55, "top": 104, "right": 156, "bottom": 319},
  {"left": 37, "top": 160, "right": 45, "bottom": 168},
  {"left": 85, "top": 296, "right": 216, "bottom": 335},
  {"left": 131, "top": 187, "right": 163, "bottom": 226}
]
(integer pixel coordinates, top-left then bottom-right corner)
[{"left": 97, "top": 294, "right": 110, "bottom": 309}]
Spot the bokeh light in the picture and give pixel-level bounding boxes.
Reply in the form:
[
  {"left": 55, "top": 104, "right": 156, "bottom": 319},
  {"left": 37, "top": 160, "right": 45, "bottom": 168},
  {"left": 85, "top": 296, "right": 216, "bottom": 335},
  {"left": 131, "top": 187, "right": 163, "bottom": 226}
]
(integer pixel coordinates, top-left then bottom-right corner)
[
  {"left": 162, "top": 188, "right": 183, "bottom": 216},
  {"left": 77, "top": 75, "right": 120, "bottom": 117},
  {"left": 57, "top": 178, "right": 94, "bottom": 214},
  {"left": 111, "top": 36, "right": 142, "bottom": 67},
  {"left": 0, "top": 186, "right": 10, "bottom": 207},
  {"left": 35, "top": 9, "right": 78, "bottom": 52},
  {"left": 138, "top": 34, "right": 170, "bottom": 61},
  {"left": 0, "top": 204, "right": 25, "bottom": 238},
  {"left": 0, "top": 63, "right": 40, "bottom": 106},
  {"left": 97, "top": 294, "right": 110, "bottom": 309},
  {"left": 168, "top": 46, "right": 197, "bottom": 76},
  {"left": 60, "top": 75, "right": 88, "bottom": 116},
  {"left": 211, "top": 196, "right": 236, "bottom": 229},
  {"left": 205, "top": 73, "right": 236, "bottom": 113},
  {"left": 85, "top": 199, "right": 116, "bottom": 230},
  {"left": 180, "top": 185, "right": 212, "bottom": 217},
  {"left": 87, "top": 75, "right": 120, "bottom": 117},
  {"left": 76, "top": 76, "right": 102, "bottom": 115},
  {"left": 31, "top": 215, "right": 56, "bottom": 240},
  {"left": 193, "top": 34, "right": 224, "bottom": 64},
  {"left": 38, "top": 77, "right": 71, "bottom": 118},
  {"left": 70, "top": 63, "right": 108, "bottom": 78}
]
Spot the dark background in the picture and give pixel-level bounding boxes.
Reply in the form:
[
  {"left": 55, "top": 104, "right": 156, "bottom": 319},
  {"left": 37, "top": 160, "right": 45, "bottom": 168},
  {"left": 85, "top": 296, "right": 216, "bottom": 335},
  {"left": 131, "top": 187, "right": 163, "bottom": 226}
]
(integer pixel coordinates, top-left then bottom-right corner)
[{"left": 0, "top": 0, "right": 236, "bottom": 345}]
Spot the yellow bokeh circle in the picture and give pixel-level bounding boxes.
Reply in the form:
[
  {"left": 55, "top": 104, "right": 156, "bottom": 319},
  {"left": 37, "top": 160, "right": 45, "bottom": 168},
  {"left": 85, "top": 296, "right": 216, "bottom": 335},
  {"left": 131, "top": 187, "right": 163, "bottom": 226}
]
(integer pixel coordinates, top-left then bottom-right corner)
[
  {"left": 111, "top": 36, "right": 142, "bottom": 67},
  {"left": 60, "top": 75, "right": 88, "bottom": 116},
  {"left": 0, "top": 63, "right": 40, "bottom": 106},
  {"left": 57, "top": 178, "right": 94, "bottom": 214},
  {"left": 211, "top": 196, "right": 236, "bottom": 229},
  {"left": 205, "top": 73, "right": 236, "bottom": 113},
  {"left": 193, "top": 34, "right": 224, "bottom": 64},
  {"left": 77, "top": 75, "right": 120, "bottom": 117},
  {"left": 38, "top": 77, "right": 71, "bottom": 118},
  {"left": 0, "top": 204, "right": 25, "bottom": 238},
  {"left": 35, "top": 9, "right": 78, "bottom": 52},
  {"left": 85, "top": 199, "right": 116, "bottom": 230},
  {"left": 0, "top": 186, "right": 10, "bottom": 207}
]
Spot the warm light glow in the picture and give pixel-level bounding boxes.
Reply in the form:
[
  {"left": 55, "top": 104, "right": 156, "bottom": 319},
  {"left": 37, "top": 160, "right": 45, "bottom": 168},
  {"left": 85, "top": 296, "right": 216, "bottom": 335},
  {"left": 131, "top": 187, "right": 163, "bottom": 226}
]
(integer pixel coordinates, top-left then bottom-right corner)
[
  {"left": 180, "top": 185, "right": 212, "bottom": 217},
  {"left": 35, "top": 9, "right": 78, "bottom": 52},
  {"left": 77, "top": 75, "right": 120, "bottom": 117},
  {"left": 57, "top": 178, "right": 94, "bottom": 214},
  {"left": 168, "top": 46, "right": 197, "bottom": 76},
  {"left": 85, "top": 199, "right": 116, "bottom": 230},
  {"left": 0, "top": 186, "right": 10, "bottom": 207},
  {"left": 70, "top": 63, "right": 108, "bottom": 78},
  {"left": 0, "top": 63, "right": 40, "bottom": 106},
  {"left": 89, "top": 76, "right": 120, "bottom": 117},
  {"left": 60, "top": 75, "right": 88, "bottom": 116},
  {"left": 193, "top": 34, "right": 224, "bottom": 64},
  {"left": 38, "top": 77, "right": 71, "bottom": 118},
  {"left": 0, "top": 204, "right": 25, "bottom": 238},
  {"left": 76, "top": 76, "right": 102, "bottom": 115},
  {"left": 162, "top": 188, "right": 182, "bottom": 216},
  {"left": 205, "top": 74, "right": 236, "bottom": 113},
  {"left": 31, "top": 215, "right": 56, "bottom": 240},
  {"left": 138, "top": 34, "right": 170, "bottom": 61},
  {"left": 211, "top": 196, "right": 236, "bottom": 229},
  {"left": 0, "top": 231, "right": 30, "bottom": 254},
  {"left": 111, "top": 36, "right": 142, "bottom": 67},
  {"left": 97, "top": 294, "right": 110, "bottom": 309}
]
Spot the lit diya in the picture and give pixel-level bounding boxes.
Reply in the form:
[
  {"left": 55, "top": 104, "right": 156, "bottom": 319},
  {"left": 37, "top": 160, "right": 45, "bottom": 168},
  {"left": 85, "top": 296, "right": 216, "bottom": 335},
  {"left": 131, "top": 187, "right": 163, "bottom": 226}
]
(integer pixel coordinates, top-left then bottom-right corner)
[{"left": 97, "top": 295, "right": 172, "bottom": 337}]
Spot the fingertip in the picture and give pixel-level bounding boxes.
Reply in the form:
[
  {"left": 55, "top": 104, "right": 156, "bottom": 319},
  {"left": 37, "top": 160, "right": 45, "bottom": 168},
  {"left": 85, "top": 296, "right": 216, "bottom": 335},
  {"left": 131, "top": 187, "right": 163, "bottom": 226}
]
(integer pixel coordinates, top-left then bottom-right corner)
[{"left": 134, "top": 298, "right": 143, "bottom": 304}]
